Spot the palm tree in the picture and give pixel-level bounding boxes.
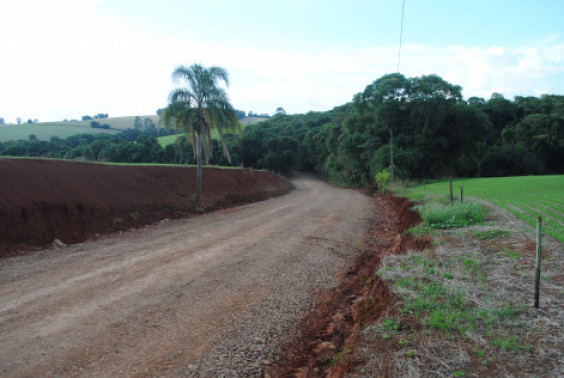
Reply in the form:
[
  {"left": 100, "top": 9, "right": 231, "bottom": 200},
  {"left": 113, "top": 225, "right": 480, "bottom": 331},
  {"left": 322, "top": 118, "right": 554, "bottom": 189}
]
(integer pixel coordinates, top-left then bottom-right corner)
[{"left": 161, "top": 63, "right": 239, "bottom": 209}]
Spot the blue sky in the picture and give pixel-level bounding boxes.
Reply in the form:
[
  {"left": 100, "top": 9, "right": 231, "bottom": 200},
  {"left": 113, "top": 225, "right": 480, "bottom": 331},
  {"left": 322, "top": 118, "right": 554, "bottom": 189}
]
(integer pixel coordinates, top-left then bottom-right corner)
[{"left": 1, "top": 0, "right": 563, "bottom": 123}]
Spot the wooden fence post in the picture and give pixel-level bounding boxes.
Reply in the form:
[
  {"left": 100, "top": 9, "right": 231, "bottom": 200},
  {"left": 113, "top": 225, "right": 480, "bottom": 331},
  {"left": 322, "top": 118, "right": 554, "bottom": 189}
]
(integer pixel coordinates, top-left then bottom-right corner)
[
  {"left": 534, "top": 217, "right": 542, "bottom": 309},
  {"left": 460, "top": 186, "right": 463, "bottom": 203},
  {"left": 449, "top": 177, "right": 453, "bottom": 204}
]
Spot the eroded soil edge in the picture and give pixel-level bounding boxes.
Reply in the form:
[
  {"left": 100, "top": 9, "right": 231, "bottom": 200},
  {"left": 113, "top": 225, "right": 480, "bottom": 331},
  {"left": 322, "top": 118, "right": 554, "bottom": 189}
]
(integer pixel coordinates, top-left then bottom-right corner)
[{"left": 270, "top": 194, "right": 431, "bottom": 377}]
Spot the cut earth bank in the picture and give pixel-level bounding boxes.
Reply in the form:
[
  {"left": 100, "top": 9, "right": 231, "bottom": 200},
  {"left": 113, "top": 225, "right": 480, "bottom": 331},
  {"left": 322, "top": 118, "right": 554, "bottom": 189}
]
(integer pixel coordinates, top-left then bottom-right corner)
[{"left": 0, "top": 158, "right": 293, "bottom": 256}]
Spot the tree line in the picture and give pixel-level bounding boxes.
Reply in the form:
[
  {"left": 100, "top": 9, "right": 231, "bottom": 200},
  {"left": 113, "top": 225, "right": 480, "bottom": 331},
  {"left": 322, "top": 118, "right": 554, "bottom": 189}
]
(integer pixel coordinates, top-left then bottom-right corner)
[
  {"left": 238, "top": 73, "right": 564, "bottom": 185},
  {"left": 2, "top": 73, "right": 562, "bottom": 187}
]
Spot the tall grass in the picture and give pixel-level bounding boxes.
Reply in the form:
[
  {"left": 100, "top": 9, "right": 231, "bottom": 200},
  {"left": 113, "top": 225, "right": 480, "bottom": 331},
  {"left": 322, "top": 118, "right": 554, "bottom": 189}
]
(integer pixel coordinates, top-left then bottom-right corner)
[{"left": 417, "top": 201, "right": 485, "bottom": 228}]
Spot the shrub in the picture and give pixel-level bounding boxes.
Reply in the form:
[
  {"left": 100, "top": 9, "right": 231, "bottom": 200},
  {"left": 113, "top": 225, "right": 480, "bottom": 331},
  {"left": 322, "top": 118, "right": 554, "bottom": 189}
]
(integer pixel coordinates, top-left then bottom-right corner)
[
  {"left": 417, "top": 201, "right": 485, "bottom": 228},
  {"left": 375, "top": 168, "right": 391, "bottom": 194}
]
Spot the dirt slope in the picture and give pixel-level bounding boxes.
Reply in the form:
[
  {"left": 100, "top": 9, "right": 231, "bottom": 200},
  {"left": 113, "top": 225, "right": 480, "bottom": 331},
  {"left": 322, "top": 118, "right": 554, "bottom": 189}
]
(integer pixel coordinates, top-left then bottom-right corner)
[
  {"left": 0, "top": 158, "right": 292, "bottom": 256},
  {"left": 0, "top": 175, "right": 374, "bottom": 377}
]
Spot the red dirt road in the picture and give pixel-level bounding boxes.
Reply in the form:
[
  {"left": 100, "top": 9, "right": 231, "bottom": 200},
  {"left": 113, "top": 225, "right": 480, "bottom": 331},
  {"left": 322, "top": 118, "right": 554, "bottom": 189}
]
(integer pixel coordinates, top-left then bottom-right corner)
[{"left": 0, "top": 175, "right": 375, "bottom": 377}]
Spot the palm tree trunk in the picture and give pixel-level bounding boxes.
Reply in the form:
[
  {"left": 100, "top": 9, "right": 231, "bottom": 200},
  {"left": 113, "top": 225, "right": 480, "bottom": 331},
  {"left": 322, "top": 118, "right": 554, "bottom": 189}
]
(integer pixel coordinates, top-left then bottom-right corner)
[{"left": 195, "top": 133, "right": 203, "bottom": 210}]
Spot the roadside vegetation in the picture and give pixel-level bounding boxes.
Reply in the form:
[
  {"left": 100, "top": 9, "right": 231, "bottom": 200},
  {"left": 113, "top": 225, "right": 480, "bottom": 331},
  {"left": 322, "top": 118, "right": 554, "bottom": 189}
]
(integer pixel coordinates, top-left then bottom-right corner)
[
  {"left": 406, "top": 175, "right": 564, "bottom": 243},
  {"left": 354, "top": 190, "right": 563, "bottom": 376}
]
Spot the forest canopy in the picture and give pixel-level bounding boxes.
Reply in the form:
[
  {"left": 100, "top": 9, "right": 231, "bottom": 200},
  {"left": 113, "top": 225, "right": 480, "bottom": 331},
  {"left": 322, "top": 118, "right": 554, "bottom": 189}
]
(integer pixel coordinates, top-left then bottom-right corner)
[{"left": 239, "top": 73, "right": 564, "bottom": 185}]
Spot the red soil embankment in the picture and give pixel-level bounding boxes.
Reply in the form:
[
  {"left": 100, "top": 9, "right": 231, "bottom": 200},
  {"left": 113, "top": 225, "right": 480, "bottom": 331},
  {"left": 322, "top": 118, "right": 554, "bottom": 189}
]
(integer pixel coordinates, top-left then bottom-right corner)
[{"left": 0, "top": 158, "right": 292, "bottom": 257}]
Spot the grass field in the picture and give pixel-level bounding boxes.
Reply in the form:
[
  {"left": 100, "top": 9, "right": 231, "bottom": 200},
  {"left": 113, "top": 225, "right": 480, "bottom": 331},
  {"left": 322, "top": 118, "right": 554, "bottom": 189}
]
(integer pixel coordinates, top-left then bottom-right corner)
[
  {"left": 0, "top": 115, "right": 159, "bottom": 142},
  {"left": 157, "top": 134, "right": 185, "bottom": 147},
  {"left": 405, "top": 175, "right": 564, "bottom": 243},
  {"left": 157, "top": 123, "right": 248, "bottom": 148},
  {"left": 0, "top": 124, "right": 118, "bottom": 142}
]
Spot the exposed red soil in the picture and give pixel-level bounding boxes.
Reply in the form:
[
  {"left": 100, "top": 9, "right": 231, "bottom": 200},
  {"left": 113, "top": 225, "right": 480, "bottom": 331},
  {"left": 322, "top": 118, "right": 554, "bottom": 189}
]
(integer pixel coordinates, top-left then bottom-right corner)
[
  {"left": 0, "top": 158, "right": 292, "bottom": 257},
  {"left": 269, "top": 194, "right": 429, "bottom": 377}
]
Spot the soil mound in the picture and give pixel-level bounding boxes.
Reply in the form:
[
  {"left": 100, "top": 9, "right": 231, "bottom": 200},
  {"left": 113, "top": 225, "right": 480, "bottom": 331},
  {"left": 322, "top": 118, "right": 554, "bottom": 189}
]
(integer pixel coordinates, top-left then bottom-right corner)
[{"left": 0, "top": 158, "right": 292, "bottom": 256}]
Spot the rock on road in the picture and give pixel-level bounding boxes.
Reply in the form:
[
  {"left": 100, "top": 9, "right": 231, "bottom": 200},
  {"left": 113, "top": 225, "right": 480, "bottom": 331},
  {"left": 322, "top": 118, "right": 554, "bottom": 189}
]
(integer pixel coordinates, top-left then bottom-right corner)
[{"left": 0, "top": 175, "right": 374, "bottom": 377}]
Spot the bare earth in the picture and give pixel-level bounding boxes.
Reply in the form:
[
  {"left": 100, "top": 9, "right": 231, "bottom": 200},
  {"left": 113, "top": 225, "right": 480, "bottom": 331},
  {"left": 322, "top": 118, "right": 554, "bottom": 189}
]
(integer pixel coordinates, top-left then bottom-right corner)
[{"left": 0, "top": 176, "right": 374, "bottom": 377}]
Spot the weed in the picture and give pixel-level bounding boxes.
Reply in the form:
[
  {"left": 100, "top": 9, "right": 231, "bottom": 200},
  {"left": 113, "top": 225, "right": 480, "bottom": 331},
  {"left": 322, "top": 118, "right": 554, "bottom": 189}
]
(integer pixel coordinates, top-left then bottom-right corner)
[
  {"left": 503, "top": 248, "right": 521, "bottom": 259},
  {"left": 459, "top": 255, "right": 480, "bottom": 274},
  {"left": 382, "top": 318, "right": 401, "bottom": 332},
  {"left": 488, "top": 334, "right": 531, "bottom": 352},
  {"left": 474, "top": 229, "right": 512, "bottom": 240},
  {"left": 454, "top": 371, "right": 464, "bottom": 377},
  {"left": 375, "top": 169, "right": 391, "bottom": 194}
]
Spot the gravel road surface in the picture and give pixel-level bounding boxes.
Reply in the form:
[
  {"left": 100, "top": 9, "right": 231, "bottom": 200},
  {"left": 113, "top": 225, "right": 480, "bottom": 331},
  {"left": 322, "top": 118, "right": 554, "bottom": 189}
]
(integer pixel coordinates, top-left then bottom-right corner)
[{"left": 0, "top": 175, "right": 374, "bottom": 377}]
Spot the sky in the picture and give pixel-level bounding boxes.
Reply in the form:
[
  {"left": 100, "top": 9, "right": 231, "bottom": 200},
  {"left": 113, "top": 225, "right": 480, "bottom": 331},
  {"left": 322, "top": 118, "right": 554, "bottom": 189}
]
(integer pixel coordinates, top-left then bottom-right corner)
[{"left": 1, "top": 0, "right": 563, "bottom": 123}]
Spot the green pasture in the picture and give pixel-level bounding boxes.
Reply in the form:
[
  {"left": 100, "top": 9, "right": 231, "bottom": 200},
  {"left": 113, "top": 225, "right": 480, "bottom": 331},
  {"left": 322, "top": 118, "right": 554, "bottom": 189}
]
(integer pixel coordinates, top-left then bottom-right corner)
[
  {"left": 0, "top": 124, "right": 118, "bottom": 142},
  {"left": 50, "top": 115, "right": 159, "bottom": 130},
  {"left": 158, "top": 134, "right": 185, "bottom": 147},
  {"left": 405, "top": 175, "right": 564, "bottom": 243},
  {"left": 157, "top": 123, "right": 247, "bottom": 148},
  {"left": 0, "top": 115, "right": 160, "bottom": 142}
]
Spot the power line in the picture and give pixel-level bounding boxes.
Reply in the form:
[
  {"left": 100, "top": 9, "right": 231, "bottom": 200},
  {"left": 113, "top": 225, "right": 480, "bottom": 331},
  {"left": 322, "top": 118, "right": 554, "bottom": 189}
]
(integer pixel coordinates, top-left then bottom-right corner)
[{"left": 397, "top": 0, "right": 406, "bottom": 73}]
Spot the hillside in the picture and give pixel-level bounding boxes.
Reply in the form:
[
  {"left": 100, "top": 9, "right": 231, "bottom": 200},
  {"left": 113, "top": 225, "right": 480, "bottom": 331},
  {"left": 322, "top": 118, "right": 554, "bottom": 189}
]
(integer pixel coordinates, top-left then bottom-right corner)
[
  {"left": 0, "top": 115, "right": 159, "bottom": 142},
  {"left": 239, "top": 116, "right": 269, "bottom": 124},
  {"left": 0, "top": 158, "right": 292, "bottom": 256}
]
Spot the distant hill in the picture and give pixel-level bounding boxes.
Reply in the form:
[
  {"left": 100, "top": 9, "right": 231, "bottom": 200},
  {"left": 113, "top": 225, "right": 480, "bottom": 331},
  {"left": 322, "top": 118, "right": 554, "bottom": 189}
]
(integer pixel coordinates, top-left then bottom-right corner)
[
  {"left": 0, "top": 115, "right": 264, "bottom": 143},
  {"left": 0, "top": 115, "right": 159, "bottom": 142},
  {"left": 240, "top": 116, "right": 269, "bottom": 124}
]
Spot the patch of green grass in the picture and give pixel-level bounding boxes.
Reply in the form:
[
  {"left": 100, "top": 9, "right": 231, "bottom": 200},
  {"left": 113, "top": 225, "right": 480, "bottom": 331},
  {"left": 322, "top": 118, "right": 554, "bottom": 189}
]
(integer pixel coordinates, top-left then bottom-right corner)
[
  {"left": 503, "top": 248, "right": 521, "bottom": 259},
  {"left": 488, "top": 334, "right": 531, "bottom": 353},
  {"left": 416, "top": 201, "right": 486, "bottom": 229},
  {"left": 157, "top": 134, "right": 184, "bottom": 147},
  {"left": 459, "top": 255, "right": 481, "bottom": 275},
  {"left": 157, "top": 123, "right": 246, "bottom": 147},
  {"left": 382, "top": 318, "right": 401, "bottom": 332},
  {"left": 388, "top": 254, "right": 524, "bottom": 339}
]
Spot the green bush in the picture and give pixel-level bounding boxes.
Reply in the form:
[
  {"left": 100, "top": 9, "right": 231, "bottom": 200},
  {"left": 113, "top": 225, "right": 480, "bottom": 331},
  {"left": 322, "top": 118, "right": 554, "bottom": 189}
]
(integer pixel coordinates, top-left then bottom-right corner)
[
  {"left": 417, "top": 201, "right": 485, "bottom": 228},
  {"left": 376, "top": 168, "right": 391, "bottom": 194}
]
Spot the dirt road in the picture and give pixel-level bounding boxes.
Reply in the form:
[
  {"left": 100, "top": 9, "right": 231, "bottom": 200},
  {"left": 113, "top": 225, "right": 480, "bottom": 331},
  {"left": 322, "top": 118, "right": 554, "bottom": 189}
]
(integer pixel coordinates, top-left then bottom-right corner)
[{"left": 0, "top": 176, "right": 374, "bottom": 377}]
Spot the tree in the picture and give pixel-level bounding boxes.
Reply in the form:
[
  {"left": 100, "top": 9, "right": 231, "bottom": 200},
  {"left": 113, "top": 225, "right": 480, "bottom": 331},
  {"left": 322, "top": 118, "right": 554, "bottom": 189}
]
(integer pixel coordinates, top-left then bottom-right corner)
[
  {"left": 161, "top": 63, "right": 239, "bottom": 209},
  {"left": 0, "top": 117, "right": 5, "bottom": 125},
  {"left": 275, "top": 107, "right": 287, "bottom": 115},
  {"left": 134, "top": 116, "right": 142, "bottom": 131},
  {"left": 234, "top": 109, "right": 246, "bottom": 119}
]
